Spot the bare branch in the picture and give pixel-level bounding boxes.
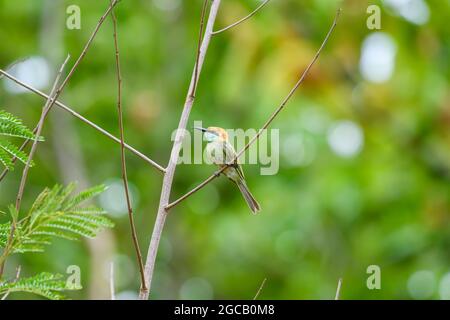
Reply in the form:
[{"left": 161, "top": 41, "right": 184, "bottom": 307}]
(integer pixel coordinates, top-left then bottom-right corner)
[
  {"left": 165, "top": 172, "right": 218, "bottom": 210},
  {"left": 0, "top": 0, "right": 164, "bottom": 177},
  {"left": 166, "top": 8, "right": 342, "bottom": 211},
  {"left": 0, "top": 0, "right": 127, "bottom": 279},
  {"left": 57, "top": 0, "right": 119, "bottom": 93},
  {"left": 16, "top": 55, "right": 70, "bottom": 212},
  {"left": 335, "top": 278, "right": 343, "bottom": 300},
  {"left": 1, "top": 265, "right": 21, "bottom": 300},
  {"left": 0, "top": 69, "right": 165, "bottom": 175},
  {"left": 253, "top": 277, "right": 267, "bottom": 300},
  {"left": 110, "top": 3, "right": 147, "bottom": 293},
  {"left": 139, "top": 0, "right": 223, "bottom": 300},
  {"left": 0, "top": 58, "right": 28, "bottom": 80},
  {"left": 0, "top": 56, "right": 70, "bottom": 278},
  {"left": 192, "top": 0, "right": 209, "bottom": 97},
  {"left": 212, "top": 0, "right": 271, "bottom": 35}
]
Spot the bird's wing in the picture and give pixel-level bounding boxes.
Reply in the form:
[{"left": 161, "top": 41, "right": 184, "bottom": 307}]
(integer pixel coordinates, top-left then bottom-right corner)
[{"left": 222, "top": 141, "right": 245, "bottom": 181}]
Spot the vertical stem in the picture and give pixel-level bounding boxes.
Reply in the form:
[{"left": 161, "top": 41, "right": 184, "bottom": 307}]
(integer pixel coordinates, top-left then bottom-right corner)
[
  {"left": 139, "top": 0, "right": 222, "bottom": 300},
  {"left": 109, "top": 262, "right": 115, "bottom": 300},
  {"left": 110, "top": 4, "right": 147, "bottom": 292},
  {"left": 335, "top": 278, "right": 343, "bottom": 300}
]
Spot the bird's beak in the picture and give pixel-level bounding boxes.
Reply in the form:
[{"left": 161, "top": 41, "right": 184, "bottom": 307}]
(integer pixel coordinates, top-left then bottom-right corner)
[{"left": 194, "top": 127, "right": 208, "bottom": 133}]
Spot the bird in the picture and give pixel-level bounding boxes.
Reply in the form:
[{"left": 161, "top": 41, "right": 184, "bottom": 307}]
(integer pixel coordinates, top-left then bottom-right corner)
[{"left": 195, "top": 126, "right": 261, "bottom": 214}]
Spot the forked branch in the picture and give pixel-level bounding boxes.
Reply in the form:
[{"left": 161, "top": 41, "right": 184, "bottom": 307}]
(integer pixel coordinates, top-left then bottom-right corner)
[
  {"left": 0, "top": 0, "right": 165, "bottom": 177},
  {"left": 0, "top": 55, "right": 70, "bottom": 278},
  {"left": 139, "top": 0, "right": 222, "bottom": 300},
  {"left": 0, "top": 70, "right": 165, "bottom": 175},
  {"left": 15, "top": 55, "right": 71, "bottom": 212},
  {"left": 166, "top": 8, "right": 342, "bottom": 211}
]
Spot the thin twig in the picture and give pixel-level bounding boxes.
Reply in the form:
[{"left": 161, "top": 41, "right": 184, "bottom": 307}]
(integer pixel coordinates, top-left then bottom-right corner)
[
  {"left": 0, "top": 69, "right": 165, "bottom": 175},
  {"left": 191, "top": 0, "right": 209, "bottom": 97},
  {"left": 110, "top": 4, "right": 147, "bottom": 293},
  {"left": 0, "top": 0, "right": 125, "bottom": 279},
  {"left": 0, "top": 0, "right": 164, "bottom": 177},
  {"left": 12, "top": 0, "right": 122, "bottom": 208},
  {"left": 16, "top": 55, "right": 70, "bottom": 212},
  {"left": 253, "top": 277, "right": 267, "bottom": 300},
  {"left": 109, "top": 261, "right": 115, "bottom": 300},
  {"left": 139, "top": 0, "right": 223, "bottom": 300},
  {"left": 0, "top": 58, "right": 28, "bottom": 80},
  {"left": 0, "top": 56, "right": 70, "bottom": 278},
  {"left": 56, "top": 0, "right": 119, "bottom": 94},
  {"left": 1, "top": 265, "right": 21, "bottom": 300},
  {"left": 335, "top": 278, "right": 342, "bottom": 300},
  {"left": 165, "top": 8, "right": 342, "bottom": 211},
  {"left": 0, "top": 0, "right": 121, "bottom": 178},
  {"left": 212, "top": 0, "right": 271, "bottom": 35}
]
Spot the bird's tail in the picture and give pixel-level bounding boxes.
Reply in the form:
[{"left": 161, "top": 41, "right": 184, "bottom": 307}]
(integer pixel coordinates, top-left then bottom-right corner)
[{"left": 236, "top": 180, "right": 261, "bottom": 214}]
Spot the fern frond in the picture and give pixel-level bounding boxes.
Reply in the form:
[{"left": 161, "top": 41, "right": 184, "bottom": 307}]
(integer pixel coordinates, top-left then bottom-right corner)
[
  {"left": 0, "top": 110, "right": 43, "bottom": 141},
  {"left": 0, "top": 110, "right": 44, "bottom": 170},
  {"left": 0, "top": 147, "right": 13, "bottom": 169},
  {"left": 69, "top": 205, "right": 107, "bottom": 215},
  {"left": 0, "top": 272, "right": 77, "bottom": 300},
  {"left": 0, "top": 140, "right": 31, "bottom": 166},
  {"left": 0, "top": 222, "right": 10, "bottom": 247},
  {"left": 63, "top": 184, "right": 107, "bottom": 210},
  {"left": 0, "top": 183, "right": 113, "bottom": 254}
]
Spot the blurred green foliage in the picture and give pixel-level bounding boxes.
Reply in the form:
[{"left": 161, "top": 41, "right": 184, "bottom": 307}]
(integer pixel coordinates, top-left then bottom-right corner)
[{"left": 0, "top": 0, "right": 449, "bottom": 299}]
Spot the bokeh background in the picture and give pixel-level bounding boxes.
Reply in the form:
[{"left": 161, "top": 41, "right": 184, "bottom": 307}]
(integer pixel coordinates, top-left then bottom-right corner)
[{"left": 0, "top": 0, "right": 449, "bottom": 299}]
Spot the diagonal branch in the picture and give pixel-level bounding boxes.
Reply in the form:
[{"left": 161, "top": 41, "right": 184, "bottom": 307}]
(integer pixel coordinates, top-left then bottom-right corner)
[
  {"left": 253, "top": 277, "right": 267, "bottom": 300},
  {"left": 15, "top": 55, "right": 70, "bottom": 212},
  {"left": 0, "top": 55, "right": 70, "bottom": 279},
  {"left": 110, "top": 3, "right": 147, "bottom": 293},
  {"left": 165, "top": 8, "right": 342, "bottom": 211},
  {"left": 139, "top": 0, "right": 222, "bottom": 300},
  {"left": 0, "top": 265, "right": 21, "bottom": 300},
  {"left": 0, "top": 0, "right": 164, "bottom": 177},
  {"left": 192, "top": 0, "right": 210, "bottom": 97},
  {"left": 0, "top": 69, "right": 165, "bottom": 175},
  {"left": 212, "top": 0, "right": 271, "bottom": 35},
  {"left": 0, "top": 0, "right": 120, "bottom": 176},
  {"left": 0, "top": 0, "right": 129, "bottom": 280}
]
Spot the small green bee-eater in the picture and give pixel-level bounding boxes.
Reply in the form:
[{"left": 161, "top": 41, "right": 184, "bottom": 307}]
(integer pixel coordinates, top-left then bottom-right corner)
[{"left": 195, "top": 126, "right": 261, "bottom": 214}]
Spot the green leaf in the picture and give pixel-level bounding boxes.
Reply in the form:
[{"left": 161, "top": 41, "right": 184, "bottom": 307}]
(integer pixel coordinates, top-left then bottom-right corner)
[
  {"left": 63, "top": 184, "right": 107, "bottom": 210},
  {"left": 0, "top": 110, "right": 43, "bottom": 141},
  {"left": 0, "top": 140, "right": 33, "bottom": 166},
  {"left": 0, "top": 272, "right": 76, "bottom": 300},
  {"left": 0, "top": 147, "right": 13, "bottom": 169},
  {"left": 0, "top": 109, "right": 44, "bottom": 170},
  {"left": 1, "top": 183, "right": 113, "bottom": 255}
]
